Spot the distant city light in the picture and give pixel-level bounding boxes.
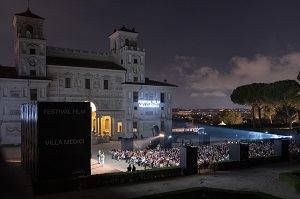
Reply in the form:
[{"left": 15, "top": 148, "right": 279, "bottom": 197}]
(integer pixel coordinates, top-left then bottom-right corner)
[{"left": 159, "top": 133, "right": 165, "bottom": 137}]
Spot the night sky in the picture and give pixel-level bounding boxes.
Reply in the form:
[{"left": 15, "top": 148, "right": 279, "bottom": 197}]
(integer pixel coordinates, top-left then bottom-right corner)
[{"left": 1, "top": 0, "right": 300, "bottom": 109}]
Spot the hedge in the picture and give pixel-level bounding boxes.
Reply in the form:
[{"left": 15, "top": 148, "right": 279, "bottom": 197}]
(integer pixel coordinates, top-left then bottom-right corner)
[
  {"left": 279, "top": 170, "right": 300, "bottom": 193},
  {"left": 32, "top": 166, "right": 182, "bottom": 194}
]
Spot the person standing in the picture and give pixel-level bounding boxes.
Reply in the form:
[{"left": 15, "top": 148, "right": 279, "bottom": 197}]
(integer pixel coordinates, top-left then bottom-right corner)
[
  {"left": 97, "top": 150, "right": 101, "bottom": 164},
  {"left": 132, "top": 164, "right": 136, "bottom": 172},
  {"left": 127, "top": 164, "right": 132, "bottom": 172},
  {"left": 100, "top": 152, "right": 105, "bottom": 166}
]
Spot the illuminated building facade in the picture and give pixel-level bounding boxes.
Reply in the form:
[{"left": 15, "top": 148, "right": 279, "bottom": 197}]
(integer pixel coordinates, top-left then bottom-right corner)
[{"left": 0, "top": 8, "right": 177, "bottom": 145}]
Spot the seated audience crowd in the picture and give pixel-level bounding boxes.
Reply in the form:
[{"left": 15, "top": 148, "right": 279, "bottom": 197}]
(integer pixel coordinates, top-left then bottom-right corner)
[{"left": 110, "top": 139, "right": 299, "bottom": 170}]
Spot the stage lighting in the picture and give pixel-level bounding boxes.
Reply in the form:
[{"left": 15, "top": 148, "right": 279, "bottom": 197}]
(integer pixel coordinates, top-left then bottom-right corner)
[{"left": 159, "top": 133, "right": 165, "bottom": 137}]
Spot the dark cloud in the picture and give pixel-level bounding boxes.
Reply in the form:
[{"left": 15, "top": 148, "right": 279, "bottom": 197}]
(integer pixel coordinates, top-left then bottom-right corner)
[
  {"left": 1, "top": 0, "right": 300, "bottom": 109},
  {"left": 170, "top": 53, "right": 299, "bottom": 108}
]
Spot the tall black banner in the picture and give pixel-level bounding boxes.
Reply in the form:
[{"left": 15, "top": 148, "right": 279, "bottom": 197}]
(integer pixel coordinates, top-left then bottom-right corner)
[{"left": 21, "top": 102, "right": 91, "bottom": 181}]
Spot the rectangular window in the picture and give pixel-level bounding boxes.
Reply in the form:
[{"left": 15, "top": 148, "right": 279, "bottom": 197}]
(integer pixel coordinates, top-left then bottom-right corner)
[
  {"left": 40, "top": 88, "right": 45, "bottom": 98},
  {"left": 85, "top": 79, "right": 91, "bottom": 89},
  {"left": 23, "top": 88, "right": 28, "bottom": 97},
  {"left": 3, "top": 88, "right": 8, "bottom": 97},
  {"left": 30, "top": 89, "right": 37, "bottom": 101},
  {"left": 104, "top": 80, "right": 108, "bottom": 90},
  {"left": 121, "top": 59, "right": 123, "bottom": 64},
  {"left": 133, "top": 122, "right": 138, "bottom": 132},
  {"left": 30, "top": 49, "right": 36, "bottom": 54},
  {"left": 145, "top": 93, "right": 154, "bottom": 100},
  {"left": 65, "top": 78, "right": 71, "bottom": 88},
  {"left": 134, "top": 58, "right": 138, "bottom": 64},
  {"left": 10, "top": 91, "right": 20, "bottom": 98},
  {"left": 30, "top": 70, "right": 36, "bottom": 76},
  {"left": 134, "top": 106, "right": 137, "bottom": 110},
  {"left": 146, "top": 111, "right": 153, "bottom": 115},
  {"left": 161, "top": 107, "right": 164, "bottom": 110},
  {"left": 134, "top": 77, "right": 138, "bottom": 82},
  {"left": 160, "top": 93, "right": 165, "bottom": 103},
  {"left": 133, "top": 92, "right": 138, "bottom": 102},
  {"left": 118, "top": 122, "right": 122, "bottom": 133}
]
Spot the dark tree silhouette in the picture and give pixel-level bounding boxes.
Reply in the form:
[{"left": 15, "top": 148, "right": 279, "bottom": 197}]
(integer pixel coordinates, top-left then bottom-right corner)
[
  {"left": 230, "top": 83, "right": 266, "bottom": 128},
  {"left": 262, "top": 80, "right": 300, "bottom": 129}
]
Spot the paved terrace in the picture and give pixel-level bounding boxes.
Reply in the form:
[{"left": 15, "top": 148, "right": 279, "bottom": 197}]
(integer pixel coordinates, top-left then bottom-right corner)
[{"left": 0, "top": 141, "right": 300, "bottom": 199}]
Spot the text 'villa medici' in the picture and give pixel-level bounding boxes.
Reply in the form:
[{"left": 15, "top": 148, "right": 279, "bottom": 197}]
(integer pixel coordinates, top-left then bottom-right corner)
[
  {"left": 43, "top": 109, "right": 87, "bottom": 115},
  {"left": 45, "top": 139, "right": 85, "bottom": 146}
]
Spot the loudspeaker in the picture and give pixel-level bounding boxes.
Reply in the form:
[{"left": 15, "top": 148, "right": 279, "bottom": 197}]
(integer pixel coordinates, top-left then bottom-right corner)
[
  {"left": 180, "top": 146, "right": 198, "bottom": 175},
  {"left": 229, "top": 143, "right": 249, "bottom": 168},
  {"left": 274, "top": 139, "right": 290, "bottom": 162}
]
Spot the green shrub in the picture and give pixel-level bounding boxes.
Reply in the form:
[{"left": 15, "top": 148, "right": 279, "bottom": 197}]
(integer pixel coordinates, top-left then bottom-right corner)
[
  {"left": 290, "top": 151, "right": 300, "bottom": 160},
  {"left": 76, "top": 166, "right": 182, "bottom": 189},
  {"left": 279, "top": 170, "right": 300, "bottom": 193},
  {"left": 209, "top": 160, "right": 239, "bottom": 171},
  {"left": 33, "top": 166, "right": 182, "bottom": 194},
  {"left": 248, "top": 156, "right": 281, "bottom": 166}
]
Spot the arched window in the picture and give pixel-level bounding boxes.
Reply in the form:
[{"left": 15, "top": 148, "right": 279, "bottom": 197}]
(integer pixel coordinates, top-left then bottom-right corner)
[{"left": 26, "top": 25, "right": 33, "bottom": 38}]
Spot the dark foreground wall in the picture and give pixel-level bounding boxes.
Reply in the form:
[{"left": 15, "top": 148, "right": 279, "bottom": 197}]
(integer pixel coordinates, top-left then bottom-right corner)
[{"left": 21, "top": 102, "right": 91, "bottom": 181}]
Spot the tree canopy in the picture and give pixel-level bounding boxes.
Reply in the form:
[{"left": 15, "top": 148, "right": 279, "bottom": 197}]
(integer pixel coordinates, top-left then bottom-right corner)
[
  {"left": 230, "top": 79, "right": 300, "bottom": 129},
  {"left": 230, "top": 83, "right": 266, "bottom": 128},
  {"left": 261, "top": 80, "right": 300, "bottom": 129}
]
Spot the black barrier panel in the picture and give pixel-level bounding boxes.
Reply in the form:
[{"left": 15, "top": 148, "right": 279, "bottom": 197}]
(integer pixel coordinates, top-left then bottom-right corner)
[
  {"left": 229, "top": 144, "right": 240, "bottom": 161},
  {"left": 21, "top": 102, "right": 91, "bottom": 181},
  {"left": 38, "top": 102, "right": 91, "bottom": 180},
  {"left": 240, "top": 143, "right": 249, "bottom": 167},
  {"left": 121, "top": 138, "right": 133, "bottom": 151},
  {"left": 274, "top": 139, "right": 290, "bottom": 162},
  {"left": 229, "top": 143, "right": 249, "bottom": 168},
  {"left": 180, "top": 146, "right": 198, "bottom": 175}
]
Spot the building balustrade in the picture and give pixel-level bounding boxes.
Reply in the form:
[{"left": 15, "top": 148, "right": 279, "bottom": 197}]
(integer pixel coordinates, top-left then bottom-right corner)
[
  {"left": 46, "top": 46, "right": 111, "bottom": 56},
  {"left": 118, "top": 46, "right": 145, "bottom": 53}
]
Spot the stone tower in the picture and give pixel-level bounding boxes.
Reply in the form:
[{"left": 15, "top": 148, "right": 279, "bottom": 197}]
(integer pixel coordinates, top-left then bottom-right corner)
[
  {"left": 13, "top": 8, "right": 47, "bottom": 77},
  {"left": 109, "top": 25, "right": 146, "bottom": 83}
]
